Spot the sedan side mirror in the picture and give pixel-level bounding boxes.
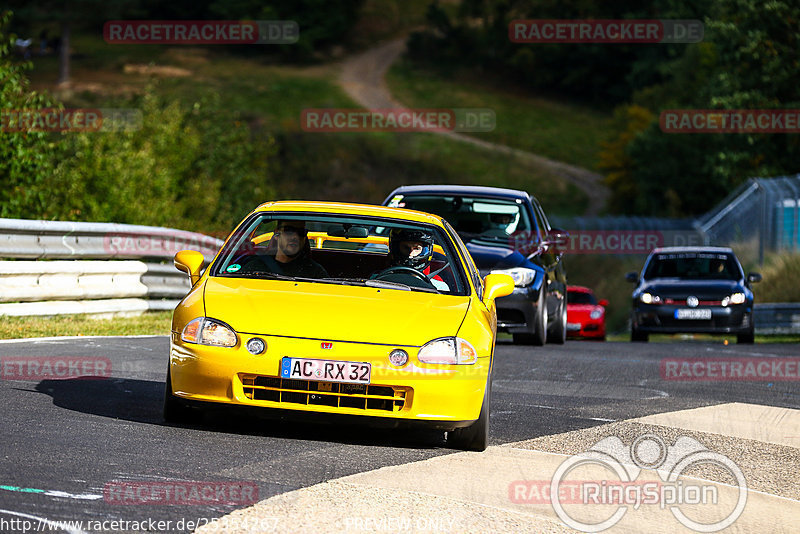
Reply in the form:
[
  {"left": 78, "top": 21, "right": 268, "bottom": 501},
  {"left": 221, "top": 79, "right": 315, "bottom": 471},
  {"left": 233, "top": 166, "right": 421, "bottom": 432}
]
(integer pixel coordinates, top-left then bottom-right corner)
[
  {"left": 174, "top": 250, "right": 205, "bottom": 286},
  {"left": 482, "top": 273, "right": 515, "bottom": 305},
  {"left": 598, "top": 299, "right": 609, "bottom": 307},
  {"left": 625, "top": 272, "right": 639, "bottom": 283},
  {"left": 747, "top": 272, "right": 762, "bottom": 283},
  {"left": 548, "top": 229, "right": 570, "bottom": 249}
]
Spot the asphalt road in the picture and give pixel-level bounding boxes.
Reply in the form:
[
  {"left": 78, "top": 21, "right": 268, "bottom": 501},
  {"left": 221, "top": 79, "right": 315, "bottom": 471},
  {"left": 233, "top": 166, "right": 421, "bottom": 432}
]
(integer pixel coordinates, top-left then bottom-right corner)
[{"left": 1, "top": 336, "right": 797, "bottom": 533}]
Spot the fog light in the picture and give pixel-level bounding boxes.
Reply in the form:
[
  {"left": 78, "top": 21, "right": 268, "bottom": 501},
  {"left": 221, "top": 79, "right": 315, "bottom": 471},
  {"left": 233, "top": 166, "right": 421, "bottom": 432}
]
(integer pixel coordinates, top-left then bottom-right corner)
[
  {"left": 246, "top": 337, "right": 266, "bottom": 355},
  {"left": 388, "top": 349, "right": 409, "bottom": 367}
]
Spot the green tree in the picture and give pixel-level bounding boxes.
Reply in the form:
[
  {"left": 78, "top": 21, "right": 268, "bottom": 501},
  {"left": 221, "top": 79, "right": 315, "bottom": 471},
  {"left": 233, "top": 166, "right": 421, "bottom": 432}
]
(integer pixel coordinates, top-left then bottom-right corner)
[{"left": 0, "top": 10, "right": 64, "bottom": 218}]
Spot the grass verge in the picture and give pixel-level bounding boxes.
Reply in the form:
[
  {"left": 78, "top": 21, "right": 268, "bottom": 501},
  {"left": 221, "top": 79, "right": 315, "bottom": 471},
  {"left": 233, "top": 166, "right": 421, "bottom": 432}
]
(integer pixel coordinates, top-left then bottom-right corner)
[
  {"left": 387, "top": 60, "right": 612, "bottom": 171},
  {"left": 0, "top": 312, "right": 172, "bottom": 339}
]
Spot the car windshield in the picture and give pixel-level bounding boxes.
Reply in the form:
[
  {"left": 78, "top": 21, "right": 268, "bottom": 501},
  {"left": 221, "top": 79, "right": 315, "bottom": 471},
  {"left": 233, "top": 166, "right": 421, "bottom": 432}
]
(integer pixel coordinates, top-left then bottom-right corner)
[
  {"left": 643, "top": 252, "right": 742, "bottom": 281},
  {"left": 388, "top": 194, "right": 534, "bottom": 244},
  {"left": 567, "top": 291, "right": 597, "bottom": 305},
  {"left": 212, "top": 213, "right": 469, "bottom": 295}
]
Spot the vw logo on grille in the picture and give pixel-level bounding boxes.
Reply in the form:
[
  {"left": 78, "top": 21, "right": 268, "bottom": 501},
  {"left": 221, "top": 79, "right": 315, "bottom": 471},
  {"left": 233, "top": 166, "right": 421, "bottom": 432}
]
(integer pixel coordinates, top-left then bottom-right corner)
[
  {"left": 321, "top": 342, "right": 333, "bottom": 349},
  {"left": 686, "top": 296, "right": 699, "bottom": 308}
]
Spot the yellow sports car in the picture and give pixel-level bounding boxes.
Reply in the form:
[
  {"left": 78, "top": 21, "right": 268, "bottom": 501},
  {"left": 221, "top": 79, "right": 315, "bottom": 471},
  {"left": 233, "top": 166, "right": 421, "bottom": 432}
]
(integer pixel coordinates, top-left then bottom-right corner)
[{"left": 165, "top": 201, "right": 514, "bottom": 451}]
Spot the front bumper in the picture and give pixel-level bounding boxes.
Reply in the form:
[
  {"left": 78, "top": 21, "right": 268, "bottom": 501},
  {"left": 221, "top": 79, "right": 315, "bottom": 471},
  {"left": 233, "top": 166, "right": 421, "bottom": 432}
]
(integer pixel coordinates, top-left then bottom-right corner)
[
  {"left": 168, "top": 332, "right": 489, "bottom": 429},
  {"left": 566, "top": 319, "right": 605, "bottom": 339},
  {"left": 632, "top": 303, "right": 753, "bottom": 334},
  {"left": 495, "top": 286, "right": 539, "bottom": 334}
]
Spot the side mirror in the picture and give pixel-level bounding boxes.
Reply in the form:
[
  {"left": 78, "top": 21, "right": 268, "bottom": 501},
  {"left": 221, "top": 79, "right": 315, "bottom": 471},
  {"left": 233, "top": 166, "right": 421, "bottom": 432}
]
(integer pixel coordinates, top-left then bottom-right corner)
[
  {"left": 482, "top": 273, "right": 515, "bottom": 305},
  {"left": 174, "top": 250, "right": 205, "bottom": 286},
  {"left": 548, "top": 229, "right": 570, "bottom": 248},
  {"left": 747, "top": 272, "right": 762, "bottom": 283},
  {"left": 625, "top": 272, "right": 639, "bottom": 283},
  {"left": 598, "top": 299, "right": 609, "bottom": 307}
]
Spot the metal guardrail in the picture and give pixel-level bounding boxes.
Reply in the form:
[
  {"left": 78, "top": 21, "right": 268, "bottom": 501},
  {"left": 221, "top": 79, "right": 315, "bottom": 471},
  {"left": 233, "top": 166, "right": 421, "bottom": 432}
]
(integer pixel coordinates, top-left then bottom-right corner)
[
  {"left": 754, "top": 303, "right": 800, "bottom": 335},
  {"left": 0, "top": 217, "right": 222, "bottom": 260},
  {"left": 0, "top": 218, "right": 224, "bottom": 317}
]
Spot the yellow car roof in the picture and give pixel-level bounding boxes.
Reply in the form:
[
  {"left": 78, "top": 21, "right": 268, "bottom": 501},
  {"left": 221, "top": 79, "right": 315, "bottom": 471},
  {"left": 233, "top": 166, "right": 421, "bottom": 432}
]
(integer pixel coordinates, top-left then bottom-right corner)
[{"left": 253, "top": 201, "right": 445, "bottom": 226}]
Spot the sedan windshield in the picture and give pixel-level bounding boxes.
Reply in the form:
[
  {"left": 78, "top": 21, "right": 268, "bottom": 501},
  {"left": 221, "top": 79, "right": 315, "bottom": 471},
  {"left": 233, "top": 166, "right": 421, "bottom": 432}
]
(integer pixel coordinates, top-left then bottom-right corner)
[
  {"left": 388, "top": 194, "right": 534, "bottom": 243},
  {"left": 643, "top": 252, "right": 742, "bottom": 281},
  {"left": 213, "top": 213, "right": 469, "bottom": 295},
  {"left": 567, "top": 291, "right": 597, "bottom": 305}
]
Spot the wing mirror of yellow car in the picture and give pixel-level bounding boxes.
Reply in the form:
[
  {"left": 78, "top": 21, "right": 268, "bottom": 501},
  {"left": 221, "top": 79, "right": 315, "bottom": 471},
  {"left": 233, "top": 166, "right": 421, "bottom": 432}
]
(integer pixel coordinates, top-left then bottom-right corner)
[
  {"left": 482, "top": 273, "right": 515, "bottom": 305},
  {"left": 174, "top": 250, "right": 205, "bottom": 286}
]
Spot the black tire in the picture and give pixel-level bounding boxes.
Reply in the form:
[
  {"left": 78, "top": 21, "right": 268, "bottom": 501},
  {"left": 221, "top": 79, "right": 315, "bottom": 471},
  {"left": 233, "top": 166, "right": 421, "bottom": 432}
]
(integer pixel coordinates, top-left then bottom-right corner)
[
  {"left": 448, "top": 377, "right": 491, "bottom": 452},
  {"left": 631, "top": 327, "right": 649, "bottom": 342},
  {"left": 548, "top": 295, "right": 567, "bottom": 345},
  {"left": 532, "top": 288, "right": 548, "bottom": 346},
  {"left": 163, "top": 365, "right": 196, "bottom": 424},
  {"left": 737, "top": 330, "right": 755, "bottom": 344}
]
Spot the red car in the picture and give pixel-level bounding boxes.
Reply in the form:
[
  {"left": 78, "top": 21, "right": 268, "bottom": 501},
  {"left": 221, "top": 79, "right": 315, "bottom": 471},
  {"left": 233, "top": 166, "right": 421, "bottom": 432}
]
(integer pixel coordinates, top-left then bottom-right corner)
[{"left": 566, "top": 286, "right": 608, "bottom": 340}]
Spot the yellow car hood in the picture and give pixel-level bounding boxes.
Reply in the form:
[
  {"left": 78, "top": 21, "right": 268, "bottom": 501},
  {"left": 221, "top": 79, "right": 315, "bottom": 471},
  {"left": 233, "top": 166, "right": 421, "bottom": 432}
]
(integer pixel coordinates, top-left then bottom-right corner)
[{"left": 203, "top": 277, "right": 470, "bottom": 346}]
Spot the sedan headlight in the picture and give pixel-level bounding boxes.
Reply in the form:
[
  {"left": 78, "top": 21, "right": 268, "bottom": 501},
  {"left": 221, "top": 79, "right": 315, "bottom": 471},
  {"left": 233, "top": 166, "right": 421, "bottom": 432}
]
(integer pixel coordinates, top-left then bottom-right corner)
[
  {"left": 491, "top": 267, "right": 536, "bottom": 287},
  {"left": 640, "top": 292, "right": 661, "bottom": 304},
  {"left": 722, "top": 292, "right": 746, "bottom": 306},
  {"left": 590, "top": 308, "right": 604, "bottom": 320},
  {"left": 417, "top": 337, "right": 477, "bottom": 365},
  {"left": 181, "top": 317, "right": 238, "bottom": 347}
]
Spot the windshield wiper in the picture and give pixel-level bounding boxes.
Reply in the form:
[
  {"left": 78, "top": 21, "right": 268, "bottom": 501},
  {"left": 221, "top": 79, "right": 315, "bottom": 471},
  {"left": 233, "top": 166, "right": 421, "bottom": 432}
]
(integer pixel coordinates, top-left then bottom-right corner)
[{"left": 222, "top": 270, "right": 296, "bottom": 281}]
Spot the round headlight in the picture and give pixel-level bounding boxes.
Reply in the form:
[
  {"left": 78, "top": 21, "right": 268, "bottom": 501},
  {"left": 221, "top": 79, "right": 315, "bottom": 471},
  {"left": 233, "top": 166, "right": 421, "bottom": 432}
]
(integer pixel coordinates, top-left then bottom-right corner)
[
  {"left": 590, "top": 308, "right": 603, "bottom": 320},
  {"left": 388, "top": 349, "right": 409, "bottom": 367},
  {"left": 640, "top": 293, "right": 653, "bottom": 304},
  {"left": 246, "top": 337, "right": 266, "bottom": 355}
]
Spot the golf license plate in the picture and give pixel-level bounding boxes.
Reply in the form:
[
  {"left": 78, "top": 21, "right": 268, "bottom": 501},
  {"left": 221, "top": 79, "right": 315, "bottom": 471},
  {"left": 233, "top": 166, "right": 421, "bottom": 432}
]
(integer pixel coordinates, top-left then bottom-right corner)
[
  {"left": 675, "top": 308, "right": 712, "bottom": 320},
  {"left": 280, "top": 357, "right": 371, "bottom": 384}
]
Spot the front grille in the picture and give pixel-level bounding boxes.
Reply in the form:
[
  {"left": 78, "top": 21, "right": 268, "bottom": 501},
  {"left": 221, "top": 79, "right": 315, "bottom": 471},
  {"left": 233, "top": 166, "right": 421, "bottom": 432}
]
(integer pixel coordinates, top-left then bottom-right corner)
[
  {"left": 240, "top": 375, "right": 408, "bottom": 412},
  {"left": 497, "top": 308, "right": 526, "bottom": 326}
]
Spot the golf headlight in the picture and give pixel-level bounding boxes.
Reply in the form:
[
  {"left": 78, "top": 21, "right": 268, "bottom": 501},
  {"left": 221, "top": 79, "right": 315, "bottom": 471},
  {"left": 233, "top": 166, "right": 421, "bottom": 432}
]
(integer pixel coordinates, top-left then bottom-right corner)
[
  {"left": 590, "top": 308, "right": 604, "bottom": 320},
  {"left": 417, "top": 337, "right": 477, "bottom": 365},
  {"left": 640, "top": 292, "right": 661, "bottom": 304},
  {"left": 491, "top": 267, "right": 536, "bottom": 287},
  {"left": 181, "top": 317, "right": 238, "bottom": 347},
  {"left": 722, "top": 292, "right": 746, "bottom": 306}
]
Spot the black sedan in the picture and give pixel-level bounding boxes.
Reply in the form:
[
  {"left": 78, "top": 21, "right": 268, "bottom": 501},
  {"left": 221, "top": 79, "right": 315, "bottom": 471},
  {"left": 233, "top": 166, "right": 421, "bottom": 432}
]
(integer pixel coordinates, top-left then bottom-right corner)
[
  {"left": 383, "top": 185, "right": 568, "bottom": 346},
  {"left": 626, "top": 247, "right": 761, "bottom": 343}
]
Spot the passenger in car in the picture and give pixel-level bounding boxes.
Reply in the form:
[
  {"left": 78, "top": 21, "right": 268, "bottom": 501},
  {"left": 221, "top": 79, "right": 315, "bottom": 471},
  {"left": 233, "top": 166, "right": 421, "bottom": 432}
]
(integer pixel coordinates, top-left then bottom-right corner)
[{"left": 242, "top": 220, "right": 329, "bottom": 278}]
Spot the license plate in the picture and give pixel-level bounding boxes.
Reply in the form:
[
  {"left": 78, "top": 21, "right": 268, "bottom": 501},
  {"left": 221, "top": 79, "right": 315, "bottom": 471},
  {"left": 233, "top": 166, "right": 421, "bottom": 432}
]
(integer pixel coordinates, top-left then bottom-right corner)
[
  {"left": 280, "top": 357, "right": 371, "bottom": 384},
  {"left": 675, "top": 308, "right": 712, "bottom": 320},
  {"left": 567, "top": 323, "right": 581, "bottom": 331}
]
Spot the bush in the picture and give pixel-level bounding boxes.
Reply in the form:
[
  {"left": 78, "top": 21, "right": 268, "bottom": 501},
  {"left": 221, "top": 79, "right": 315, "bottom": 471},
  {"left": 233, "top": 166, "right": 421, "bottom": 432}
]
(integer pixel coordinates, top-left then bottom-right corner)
[{"left": 42, "top": 89, "right": 275, "bottom": 234}]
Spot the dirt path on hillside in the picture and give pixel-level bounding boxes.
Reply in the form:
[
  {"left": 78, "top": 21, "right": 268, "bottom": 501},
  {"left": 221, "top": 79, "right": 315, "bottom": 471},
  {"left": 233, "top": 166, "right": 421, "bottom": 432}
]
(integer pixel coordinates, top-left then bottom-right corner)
[{"left": 338, "top": 38, "right": 610, "bottom": 216}]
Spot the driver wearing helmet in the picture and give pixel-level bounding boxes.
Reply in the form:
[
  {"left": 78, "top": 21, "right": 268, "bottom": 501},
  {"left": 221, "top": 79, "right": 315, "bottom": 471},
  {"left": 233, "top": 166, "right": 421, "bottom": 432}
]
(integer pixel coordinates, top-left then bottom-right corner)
[{"left": 378, "top": 228, "right": 449, "bottom": 291}]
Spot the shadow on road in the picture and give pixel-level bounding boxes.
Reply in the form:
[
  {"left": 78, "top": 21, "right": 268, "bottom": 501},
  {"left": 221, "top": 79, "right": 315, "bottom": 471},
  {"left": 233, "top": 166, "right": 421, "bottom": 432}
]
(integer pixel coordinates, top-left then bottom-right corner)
[{"left": 33, "top": 377, "right": 447, "bottom": 450}]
